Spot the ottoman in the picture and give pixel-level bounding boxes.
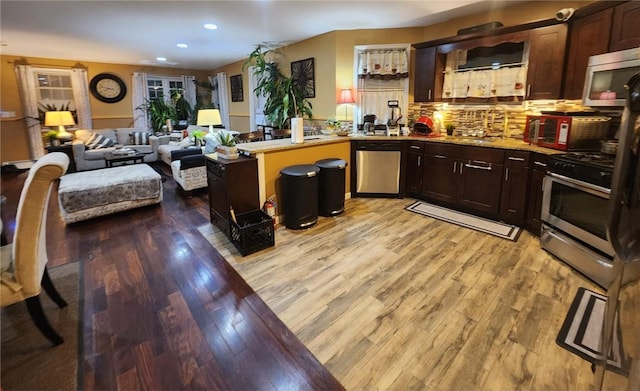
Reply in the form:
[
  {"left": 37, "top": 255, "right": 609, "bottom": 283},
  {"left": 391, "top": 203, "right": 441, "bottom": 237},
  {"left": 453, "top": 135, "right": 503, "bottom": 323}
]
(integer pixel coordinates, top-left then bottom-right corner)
[{"left": 58, "top": 164, "right": 162, "bottom": 223}]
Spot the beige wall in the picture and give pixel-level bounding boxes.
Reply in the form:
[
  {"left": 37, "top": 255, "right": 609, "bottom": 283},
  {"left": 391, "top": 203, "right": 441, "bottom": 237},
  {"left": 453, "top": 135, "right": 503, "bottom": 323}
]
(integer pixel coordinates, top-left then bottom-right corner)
[
  {"left": 213, "top": 0, "right": 591, "bottom": 132},
  {"left": 1, "top": 54, "right": 210, "bottom": 163}
]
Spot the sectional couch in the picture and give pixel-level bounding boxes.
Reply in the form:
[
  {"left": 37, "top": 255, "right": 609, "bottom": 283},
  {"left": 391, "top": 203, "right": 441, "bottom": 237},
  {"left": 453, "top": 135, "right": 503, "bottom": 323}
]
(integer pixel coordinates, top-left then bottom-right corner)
[{"left": 72, "top": 128, "right": 161, "bottom": 171}]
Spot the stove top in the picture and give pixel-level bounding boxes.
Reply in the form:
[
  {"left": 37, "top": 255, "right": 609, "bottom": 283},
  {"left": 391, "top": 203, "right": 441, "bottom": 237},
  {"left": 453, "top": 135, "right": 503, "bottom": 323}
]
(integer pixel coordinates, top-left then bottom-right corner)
[{"left": 548, "top": 152, "right": 615, "bottom": 188}]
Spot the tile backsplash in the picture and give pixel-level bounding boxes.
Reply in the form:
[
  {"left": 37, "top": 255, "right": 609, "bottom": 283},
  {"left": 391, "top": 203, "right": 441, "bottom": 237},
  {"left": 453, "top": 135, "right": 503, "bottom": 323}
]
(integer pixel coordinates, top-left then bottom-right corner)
[{"left": 407, "top": 99, "right": 594, "bottom": 138}]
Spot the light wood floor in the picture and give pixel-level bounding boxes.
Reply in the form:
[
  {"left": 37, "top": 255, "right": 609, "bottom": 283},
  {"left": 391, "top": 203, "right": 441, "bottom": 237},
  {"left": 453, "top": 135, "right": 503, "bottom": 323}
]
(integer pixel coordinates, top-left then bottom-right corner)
[{"left": 199, "top": 197, "right": 607, "bottom": 391}]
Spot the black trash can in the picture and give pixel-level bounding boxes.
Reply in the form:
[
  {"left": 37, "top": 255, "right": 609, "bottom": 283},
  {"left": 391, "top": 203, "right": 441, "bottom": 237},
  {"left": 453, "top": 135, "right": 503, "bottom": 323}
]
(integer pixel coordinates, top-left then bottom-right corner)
[
  {"left": 315, "top": 158, "right": 348, "bottom": 217},
  {"left": 280, "top": 164, "right": 320, "bottom": 229}
]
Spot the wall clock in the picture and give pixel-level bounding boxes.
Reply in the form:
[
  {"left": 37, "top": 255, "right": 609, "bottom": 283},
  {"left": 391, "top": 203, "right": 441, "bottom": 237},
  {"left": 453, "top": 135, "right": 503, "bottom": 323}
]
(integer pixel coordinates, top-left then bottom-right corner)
[
  {"left": 90, "top": 73, "right": 127, "bottom": 103},
  {"left": 291, "top": 57, "right": 315, "bottom": 98}
]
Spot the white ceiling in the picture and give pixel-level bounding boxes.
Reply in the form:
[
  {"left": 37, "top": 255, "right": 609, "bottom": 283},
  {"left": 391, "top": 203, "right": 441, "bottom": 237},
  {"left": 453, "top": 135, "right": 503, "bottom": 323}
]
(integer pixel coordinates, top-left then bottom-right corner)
[{"left": 1, "top": 0, "right": 506, "bottom": 71}]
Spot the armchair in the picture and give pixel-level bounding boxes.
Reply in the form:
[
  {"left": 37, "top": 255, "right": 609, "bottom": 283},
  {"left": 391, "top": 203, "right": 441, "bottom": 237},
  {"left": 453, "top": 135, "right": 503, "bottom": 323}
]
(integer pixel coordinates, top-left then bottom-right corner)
[
  {"left": 0, "top": 153, "right": 70, "bottom": 345},
  {"left": 170, "top": 148, "right": 207, "bottom": 195}
]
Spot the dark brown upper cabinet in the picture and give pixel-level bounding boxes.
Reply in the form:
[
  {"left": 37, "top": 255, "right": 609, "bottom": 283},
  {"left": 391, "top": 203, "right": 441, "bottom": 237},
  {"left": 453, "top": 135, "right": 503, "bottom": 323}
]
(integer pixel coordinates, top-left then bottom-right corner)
[
  {"left": 414, "top": 47, "right": 438, "bottom": 102},
  {"left": 525, "top": 24, "right": 568, "bottom": 100},
  {"left": 609, "top": 1, "right": 640, "bottom": 52},
  {"left": 563, "top": 8, "right": 613, "bottom": 99}
]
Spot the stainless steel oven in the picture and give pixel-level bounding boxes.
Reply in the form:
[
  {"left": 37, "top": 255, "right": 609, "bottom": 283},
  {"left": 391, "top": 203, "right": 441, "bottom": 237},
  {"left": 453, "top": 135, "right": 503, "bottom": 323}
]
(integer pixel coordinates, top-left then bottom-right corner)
[
  {"left": 542, "top": 172, "right": 614, "bottom": 256},
  {"left": 541, "top": 153, "right": 617, "bottom": 288}
]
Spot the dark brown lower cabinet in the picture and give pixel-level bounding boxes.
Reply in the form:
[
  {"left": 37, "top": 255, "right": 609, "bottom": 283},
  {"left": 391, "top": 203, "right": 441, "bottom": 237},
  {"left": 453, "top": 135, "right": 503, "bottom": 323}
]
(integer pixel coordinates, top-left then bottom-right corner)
[
  {"left": 459, "top": 159, "right": 504, "bottom": 216},
  {"left": 498, "top": 151, "right": 530, "bottom": 225},
  {"left": 525, "top": 153, "right": 549, "bottom": 236},
  {"left": 206, "top": 155, "right": 259, "bottom": 238},
  {"left": 422, "top": 143, "right": 504, "bottom": 217},
  {"left": 405, "top": 141, "right": 425, "bottom": 198}
]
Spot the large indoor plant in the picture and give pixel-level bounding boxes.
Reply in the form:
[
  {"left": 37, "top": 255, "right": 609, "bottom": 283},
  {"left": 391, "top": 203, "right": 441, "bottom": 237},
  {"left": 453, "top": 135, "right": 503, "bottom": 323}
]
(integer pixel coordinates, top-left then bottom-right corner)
[
  {"left": 138, "top": 98, "right": 177, "bottom": 134},
  {"left": 243, "top": 45, "right": 312, "bottom": 130}
]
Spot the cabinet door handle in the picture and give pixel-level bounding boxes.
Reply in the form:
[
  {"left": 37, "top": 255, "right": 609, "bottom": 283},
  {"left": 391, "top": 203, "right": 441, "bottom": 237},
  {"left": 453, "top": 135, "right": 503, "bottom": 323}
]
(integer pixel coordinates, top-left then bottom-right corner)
[
  {"left": 434, "top": 154, "right": 446, "bottom": 159},
  {"left": 465, "top": 163, "right": 492, "bottom": 171},
  {"left": 418, "top": 156, "right": 421, "bottom": 166},
  {"left": 527, "top": 84, "right": 531, "bottom": 97},
  {"left": 505, "top": 168, "right": 510, "bottom": 182},
  {"left": 410, "top": 145, "right": 421, "bottom": 150},
  {"left": 428, "top": 89, "right": 432, "bottom": 100},
  {"left": 508, "top": 156, "right": 525, "bottom": 161},
  {"left": 534, "top": 161, "right": 547, "bottom": 167},
  {"left": 453, "top": 161, "right": 457, "bottom": 173}
]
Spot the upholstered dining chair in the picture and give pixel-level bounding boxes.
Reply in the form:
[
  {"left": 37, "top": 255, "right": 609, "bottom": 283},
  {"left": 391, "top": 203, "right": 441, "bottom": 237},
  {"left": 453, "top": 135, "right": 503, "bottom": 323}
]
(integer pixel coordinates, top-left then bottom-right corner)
[
  {"left": 271, "top": 129, "right": 291, "bottom": 140},
  {"left": 237, "top": 130, "right": 265, "bottom": 143},
  {"left": 0, "top": 152, "right": 70, "bottom": 346}
]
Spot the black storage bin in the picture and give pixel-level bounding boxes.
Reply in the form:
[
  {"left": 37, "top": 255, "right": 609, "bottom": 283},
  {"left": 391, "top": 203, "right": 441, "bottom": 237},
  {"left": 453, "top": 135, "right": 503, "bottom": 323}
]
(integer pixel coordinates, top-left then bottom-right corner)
[
  {"left": 280, "top": 164, "right": 320, "bottom": 229},
  {"left": 229, "top": 209, "right": 275, "bottom": 256},
  {"left": 315, "top": 158, "right": 348, "bottom": 216}
]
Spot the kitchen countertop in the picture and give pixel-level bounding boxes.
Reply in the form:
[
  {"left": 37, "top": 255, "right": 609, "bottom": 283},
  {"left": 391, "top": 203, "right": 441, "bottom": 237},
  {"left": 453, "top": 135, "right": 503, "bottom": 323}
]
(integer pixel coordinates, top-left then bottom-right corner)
[{"left": 236, "top": 133, "right": 561, "bottom": 155}]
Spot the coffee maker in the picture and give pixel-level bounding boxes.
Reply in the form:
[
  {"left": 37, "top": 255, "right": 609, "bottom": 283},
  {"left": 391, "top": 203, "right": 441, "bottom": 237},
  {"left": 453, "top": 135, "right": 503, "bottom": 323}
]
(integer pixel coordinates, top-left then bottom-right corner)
[{"left": 363, "top": 114, "right": 377, "bottom": 135}]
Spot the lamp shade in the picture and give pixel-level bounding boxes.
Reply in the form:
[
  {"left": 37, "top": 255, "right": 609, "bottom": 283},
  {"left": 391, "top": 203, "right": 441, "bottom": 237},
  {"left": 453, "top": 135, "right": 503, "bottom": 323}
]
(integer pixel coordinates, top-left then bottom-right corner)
[
  {"left": 337, "top": 88, "right": 355, "bottom": 104},
  {"left": 197, "top": 109, "right": 222, "bottom": 133},
  {"left": 44, "top": 111, "right": 75, "bottom": 127},
  {"left": 44, "top": 111, "right": 75, "bottom": 140}
]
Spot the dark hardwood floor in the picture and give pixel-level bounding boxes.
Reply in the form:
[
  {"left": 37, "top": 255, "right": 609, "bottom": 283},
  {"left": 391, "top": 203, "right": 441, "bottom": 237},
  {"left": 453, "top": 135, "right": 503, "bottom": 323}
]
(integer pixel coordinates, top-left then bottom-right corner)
[{"left": 0, "top": 163, "right": 344, "bottom": 391}]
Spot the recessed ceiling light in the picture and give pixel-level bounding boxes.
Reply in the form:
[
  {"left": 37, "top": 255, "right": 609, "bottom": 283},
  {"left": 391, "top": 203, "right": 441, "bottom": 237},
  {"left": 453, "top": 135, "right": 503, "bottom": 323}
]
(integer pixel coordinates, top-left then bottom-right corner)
[
  {"left": 176, "top": 43, "right": 188, "bottom": 48},
  {"left": 203, "top": 23, "right": 218, "bottom": 30},
  {"left": 156, "top": 57, "right": 167, "bottom": 62}
]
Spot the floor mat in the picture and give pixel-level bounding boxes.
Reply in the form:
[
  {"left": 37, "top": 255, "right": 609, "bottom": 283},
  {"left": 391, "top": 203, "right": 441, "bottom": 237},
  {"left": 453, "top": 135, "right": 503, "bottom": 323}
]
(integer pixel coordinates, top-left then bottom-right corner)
[
  {"left": 405, "top": 201, "right": 520, "bottom": 241},
  {"left": 556, "top": 287, "right": 629, "bottom": 376}
]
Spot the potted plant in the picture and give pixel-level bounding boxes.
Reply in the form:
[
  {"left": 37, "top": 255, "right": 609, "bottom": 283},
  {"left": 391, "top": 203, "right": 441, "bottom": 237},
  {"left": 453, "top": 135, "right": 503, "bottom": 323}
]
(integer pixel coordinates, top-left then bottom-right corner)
[
  {"left": 191, "top": 129, "right": 206, "bottom": 146},
  {"left": 215, "top": 131, "right": 238, "bottom": 159},
  {"left": 137, "top": 98, "right": 177, "bottom": 134},
  {"left": 44, "top": 130, "right": 59, "bottom": 146},
  {"left": 243, "top": 45, "right": 312, "bottom": 131},
  {"left": 172, "top": 92, "right": 193, "bottom": 128},
  {"left": 325, "top": 117, "right": 341, "bottom": 131}
]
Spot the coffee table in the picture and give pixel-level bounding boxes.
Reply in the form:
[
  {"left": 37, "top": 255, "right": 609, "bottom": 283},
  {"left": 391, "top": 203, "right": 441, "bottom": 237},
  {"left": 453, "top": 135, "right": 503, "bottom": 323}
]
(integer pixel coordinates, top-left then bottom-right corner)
[{"left": 104, "top": 151, "right": 148, "bottom": 168}]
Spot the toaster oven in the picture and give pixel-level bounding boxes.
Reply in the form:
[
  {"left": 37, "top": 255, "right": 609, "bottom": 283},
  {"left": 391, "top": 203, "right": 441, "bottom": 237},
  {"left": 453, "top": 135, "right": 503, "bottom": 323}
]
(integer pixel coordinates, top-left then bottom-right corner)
[{"left": 524, "top": 114, "right": 611, "bottom": 151}]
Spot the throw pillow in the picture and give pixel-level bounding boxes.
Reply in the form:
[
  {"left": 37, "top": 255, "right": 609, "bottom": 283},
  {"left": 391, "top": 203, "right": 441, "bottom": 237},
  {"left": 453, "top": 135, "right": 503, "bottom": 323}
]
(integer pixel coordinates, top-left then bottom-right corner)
[
  {"left": 130, "top": 131, "right": 151, "bottom": 145},
  {"left": 85, "top": 133, "right": 115, "bottom": 149},
  {"left": 169, "top": 130, "right": 184, "bottom": 142}
]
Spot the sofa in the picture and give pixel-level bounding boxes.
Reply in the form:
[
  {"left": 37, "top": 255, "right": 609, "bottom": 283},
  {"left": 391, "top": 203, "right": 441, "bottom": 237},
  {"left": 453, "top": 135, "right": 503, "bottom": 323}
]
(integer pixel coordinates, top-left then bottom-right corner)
[
  {"left": 157, "top": 126, "right": 240, "bottom": 166},
  {"left": 157, "top": 125, "right": 209, "bottom": 166},
  {"left": 72, "top": 128, "right": 161, "bottom": 171}
]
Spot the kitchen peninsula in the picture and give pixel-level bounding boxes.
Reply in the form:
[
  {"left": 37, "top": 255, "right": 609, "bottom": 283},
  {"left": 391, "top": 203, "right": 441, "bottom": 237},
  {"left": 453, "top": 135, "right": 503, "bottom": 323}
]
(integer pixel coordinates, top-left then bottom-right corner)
[
  {"left": 232, "top": 135, "right": 352, "bottom": 207},
  {"left": 215, "top": 133, "right": 558, "bottom": 230}
]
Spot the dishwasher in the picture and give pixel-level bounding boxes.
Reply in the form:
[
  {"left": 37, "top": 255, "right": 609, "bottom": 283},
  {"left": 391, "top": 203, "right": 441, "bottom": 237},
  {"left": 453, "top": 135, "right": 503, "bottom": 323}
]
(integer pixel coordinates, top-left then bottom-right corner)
[{"left": 355, "top": 141, "right": 402, "bottom": 196}]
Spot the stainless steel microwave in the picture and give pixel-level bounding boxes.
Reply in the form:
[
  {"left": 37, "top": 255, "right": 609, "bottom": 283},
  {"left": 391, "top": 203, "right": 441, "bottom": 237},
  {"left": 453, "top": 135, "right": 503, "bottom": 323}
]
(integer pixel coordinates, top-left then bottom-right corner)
[{"left": 582, "top": 47, "right": 640, "bottom": 107}]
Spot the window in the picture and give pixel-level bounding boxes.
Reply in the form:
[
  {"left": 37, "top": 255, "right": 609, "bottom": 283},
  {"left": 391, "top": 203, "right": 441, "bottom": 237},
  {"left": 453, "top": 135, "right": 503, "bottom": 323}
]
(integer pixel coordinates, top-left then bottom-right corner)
[
  {"left": 34, "top": 69, "right": 76, "bottom": 122},
  {"left": 147, "top": 76, "right": 184, "bottom": 100},
  {"left": 353, "top": 44, "right": 410, "bottom": 130}
]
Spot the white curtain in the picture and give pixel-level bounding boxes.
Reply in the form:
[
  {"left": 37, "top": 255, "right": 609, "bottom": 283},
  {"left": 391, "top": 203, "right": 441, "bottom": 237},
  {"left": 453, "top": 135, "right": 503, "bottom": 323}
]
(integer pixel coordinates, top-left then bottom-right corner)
[
  {"left": 70, "top": 67, "right": 92, "bottom": 129},
  {"left": 216, "top": 72, "right": 230, "bottom": 129},
  {"left": 181, "top": 75, "right": 196, "bottom": 108},
  {"left": 14, "top": 64, "right": 44, "bottom": 159},
  {"left": 356, "top": 78, "right": 406, "bottom": 125},
  {"left": 357, "top": 48, "right": 409, "bottom": 80},
  {"left": 248, "top": 66, "right": 266, "bottom": 131},
  {"left": 132, "top": 72, "right": 149, "bottom": 129}
]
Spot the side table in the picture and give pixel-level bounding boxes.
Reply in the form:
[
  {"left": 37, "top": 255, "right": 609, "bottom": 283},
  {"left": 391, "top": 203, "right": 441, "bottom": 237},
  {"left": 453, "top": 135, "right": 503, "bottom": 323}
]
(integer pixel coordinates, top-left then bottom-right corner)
[{"left": 46, "top": 143, "right": 76, "bottom": 173}]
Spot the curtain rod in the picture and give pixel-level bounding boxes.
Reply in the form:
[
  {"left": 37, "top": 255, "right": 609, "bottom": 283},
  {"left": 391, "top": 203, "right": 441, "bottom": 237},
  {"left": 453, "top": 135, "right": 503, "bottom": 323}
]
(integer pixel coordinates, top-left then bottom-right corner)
[{"left": 8, "top": 60, "right": 87, "bottom": 69}]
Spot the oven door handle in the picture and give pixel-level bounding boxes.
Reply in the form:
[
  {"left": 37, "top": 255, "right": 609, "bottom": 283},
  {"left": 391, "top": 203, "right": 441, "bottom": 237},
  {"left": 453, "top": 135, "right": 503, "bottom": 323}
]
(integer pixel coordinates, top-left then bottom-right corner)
[{"left": 547, "top": 172, "right": 611, "bottom": 195}]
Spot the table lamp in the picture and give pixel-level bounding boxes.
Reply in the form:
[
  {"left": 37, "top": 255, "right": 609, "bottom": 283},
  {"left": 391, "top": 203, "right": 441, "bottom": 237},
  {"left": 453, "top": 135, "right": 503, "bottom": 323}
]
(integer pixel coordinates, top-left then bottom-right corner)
[
  {"left": 197, "top": 109, "right": 222, "bottom": 133},
  {"left": 337, "top": 88, "right": 355, "bottom": 121},
  {"left": 44, "top": 111, "right": 75, "bottom": 141}
]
